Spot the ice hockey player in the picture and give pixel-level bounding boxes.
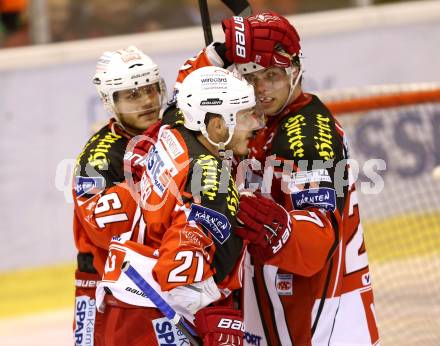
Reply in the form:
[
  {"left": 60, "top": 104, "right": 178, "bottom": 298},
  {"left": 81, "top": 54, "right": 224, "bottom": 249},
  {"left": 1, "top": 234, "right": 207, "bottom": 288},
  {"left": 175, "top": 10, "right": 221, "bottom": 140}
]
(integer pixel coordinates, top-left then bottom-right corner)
[
  {"left": 72, "top": 46, "right": 165, "bottom": 346},
  {"left": 95, "top": 65, "right": 264, "bottom": 346},
  {"left": 174, "top": 10, "right": 380, "bottom": 346}
]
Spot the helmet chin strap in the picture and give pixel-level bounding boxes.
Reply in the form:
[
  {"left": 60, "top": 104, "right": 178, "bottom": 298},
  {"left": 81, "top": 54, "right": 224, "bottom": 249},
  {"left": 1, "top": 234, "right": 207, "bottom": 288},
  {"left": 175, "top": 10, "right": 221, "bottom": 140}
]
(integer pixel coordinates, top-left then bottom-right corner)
[
  {"left": 201, "top": 126, "right": 234, "bottom": 159},
  {"left": 109, "top": 109, "right": 129, "bottom": 135},
  {"left": 112, "top": 113, "right": 139, "bottom": 136}
]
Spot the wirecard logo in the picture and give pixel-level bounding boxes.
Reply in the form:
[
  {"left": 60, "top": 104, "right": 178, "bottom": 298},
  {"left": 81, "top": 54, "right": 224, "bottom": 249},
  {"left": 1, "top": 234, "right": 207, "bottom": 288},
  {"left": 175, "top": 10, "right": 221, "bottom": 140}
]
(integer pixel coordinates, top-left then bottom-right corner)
[
  {"left": 200, "top": 98, "right": 223, "bottom": 106},
  {"left": 201, "top": 77, "right": 227, "bottom": 83}
]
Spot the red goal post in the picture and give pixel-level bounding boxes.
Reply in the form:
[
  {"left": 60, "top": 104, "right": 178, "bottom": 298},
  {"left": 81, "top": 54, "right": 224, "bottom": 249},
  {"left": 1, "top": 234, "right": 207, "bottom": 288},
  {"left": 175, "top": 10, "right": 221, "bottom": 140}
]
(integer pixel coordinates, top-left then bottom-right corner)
[{"left": 317, "top": 82, "right": 440, "bottom": 346}]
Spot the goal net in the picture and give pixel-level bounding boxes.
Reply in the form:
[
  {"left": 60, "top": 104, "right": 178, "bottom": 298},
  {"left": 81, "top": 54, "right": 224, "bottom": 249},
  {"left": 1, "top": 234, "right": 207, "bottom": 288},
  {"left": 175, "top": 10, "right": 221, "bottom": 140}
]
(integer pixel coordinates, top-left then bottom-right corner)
[{"left": 318, "top": 83, "right": 440, "bottom": 346}]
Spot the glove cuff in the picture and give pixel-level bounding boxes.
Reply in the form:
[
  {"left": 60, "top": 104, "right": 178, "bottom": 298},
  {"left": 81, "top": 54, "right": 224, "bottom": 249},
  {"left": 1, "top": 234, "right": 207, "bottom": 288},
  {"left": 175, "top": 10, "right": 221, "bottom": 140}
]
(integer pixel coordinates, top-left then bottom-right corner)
[{"left": 212, "top": 42, "right": 231, "bottom": 67}]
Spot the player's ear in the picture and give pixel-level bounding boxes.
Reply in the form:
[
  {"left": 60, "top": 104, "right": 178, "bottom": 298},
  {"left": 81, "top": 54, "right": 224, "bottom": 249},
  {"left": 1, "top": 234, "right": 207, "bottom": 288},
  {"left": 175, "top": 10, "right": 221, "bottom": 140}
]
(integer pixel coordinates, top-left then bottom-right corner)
[{"left": 205, "top": 113, "right": 227, "bottom": 139}]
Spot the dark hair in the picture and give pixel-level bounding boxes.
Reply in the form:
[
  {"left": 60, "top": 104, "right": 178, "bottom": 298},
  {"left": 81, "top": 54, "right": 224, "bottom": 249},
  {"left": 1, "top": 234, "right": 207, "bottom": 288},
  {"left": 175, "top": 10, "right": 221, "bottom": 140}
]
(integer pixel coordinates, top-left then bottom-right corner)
[{"left": 204, "top": 112, "right": 222, "bottom": 127}]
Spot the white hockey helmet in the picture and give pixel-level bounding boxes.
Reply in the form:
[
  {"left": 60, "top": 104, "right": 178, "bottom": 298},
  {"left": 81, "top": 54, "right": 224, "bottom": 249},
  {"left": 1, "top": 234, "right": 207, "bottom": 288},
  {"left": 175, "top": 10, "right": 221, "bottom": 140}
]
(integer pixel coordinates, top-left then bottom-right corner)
[
  {"left": 93, "top": 46, "right": 166, "bottom": 117},
  {"left": 176, "top": 66, "right": 261, "bottom": 149}
]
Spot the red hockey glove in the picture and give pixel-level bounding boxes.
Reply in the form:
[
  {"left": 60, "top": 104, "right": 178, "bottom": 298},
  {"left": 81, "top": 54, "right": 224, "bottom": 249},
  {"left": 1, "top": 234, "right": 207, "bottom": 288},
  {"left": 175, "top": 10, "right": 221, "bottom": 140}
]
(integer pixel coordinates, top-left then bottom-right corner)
[
  {"left": 236, "top": 193, "right": 292, "bottom": 263},
  {"left": 222, "top": 11, "right": 301, "bottom": 68},
  {"left": 194, "top": 307, "right": 244, "bottom": 346}
]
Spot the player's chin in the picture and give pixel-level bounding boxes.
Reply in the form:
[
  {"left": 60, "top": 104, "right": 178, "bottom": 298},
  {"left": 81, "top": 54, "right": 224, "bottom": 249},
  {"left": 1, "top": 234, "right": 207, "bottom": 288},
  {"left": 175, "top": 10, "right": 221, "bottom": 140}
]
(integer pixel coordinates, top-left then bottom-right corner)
[
  {"left": 232, "top": 141, "right": 250, "bottom": 156},
  {"left": 233, "top": 147, "right": 249, "bottom": 156},
  {"left": 263, "top": 102, "right": 283, "bottom": 117},
  {"left": 136, "top": 114, "right": 159, "bottom": 129}
]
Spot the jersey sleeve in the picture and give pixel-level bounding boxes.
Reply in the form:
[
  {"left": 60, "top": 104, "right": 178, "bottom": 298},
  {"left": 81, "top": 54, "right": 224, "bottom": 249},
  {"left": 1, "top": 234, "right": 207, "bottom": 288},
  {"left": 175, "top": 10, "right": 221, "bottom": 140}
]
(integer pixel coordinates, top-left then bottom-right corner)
[
  {"left": 266, "top": 209, "right": 336, "bottom": 276},
  {"left": 151, "top": 151, "right": 243, "bottom": 292},
  {"left": 188, "top": 154, "right": 243, "bottom": 284},
  {"left": 268, "top": 104, "right": 346, "bottom": 275},
  {"left": 175, "top": 43, "right": 225, "bottom": 86},
  {"left": 73, "top": 130, "right": 137, "bottom": 250},
  {"left": 74, "top": 183, "right": 138, "bottom": 250}
]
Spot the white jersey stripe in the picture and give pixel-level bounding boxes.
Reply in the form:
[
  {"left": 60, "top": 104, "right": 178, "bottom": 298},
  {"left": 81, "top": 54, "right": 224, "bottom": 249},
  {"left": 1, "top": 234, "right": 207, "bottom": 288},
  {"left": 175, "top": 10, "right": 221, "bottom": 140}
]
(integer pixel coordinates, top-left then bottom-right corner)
[
  {"left": 331, "top": 240, "right": 343, "bottom": 298},
  {"left": 263, "top": 265, "right": 293, "bottom": 346}
]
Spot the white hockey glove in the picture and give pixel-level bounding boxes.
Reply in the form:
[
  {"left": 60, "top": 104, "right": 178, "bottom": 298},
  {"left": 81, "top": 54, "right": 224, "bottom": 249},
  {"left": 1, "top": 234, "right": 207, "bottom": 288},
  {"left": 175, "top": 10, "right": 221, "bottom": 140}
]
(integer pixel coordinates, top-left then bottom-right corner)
[{"left": 168, "top": 276, "right": 221, "bottom": 315}]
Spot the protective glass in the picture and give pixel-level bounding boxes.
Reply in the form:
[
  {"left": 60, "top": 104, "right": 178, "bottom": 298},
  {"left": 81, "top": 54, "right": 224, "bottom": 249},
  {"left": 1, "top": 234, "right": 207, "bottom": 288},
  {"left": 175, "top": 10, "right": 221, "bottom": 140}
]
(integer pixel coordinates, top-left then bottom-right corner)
[
  {"left": 235, "top": 105, "right": 266, "bottom": 131},
  {"left": 113, "top": 83, "right": 162, "bottom": 115}
]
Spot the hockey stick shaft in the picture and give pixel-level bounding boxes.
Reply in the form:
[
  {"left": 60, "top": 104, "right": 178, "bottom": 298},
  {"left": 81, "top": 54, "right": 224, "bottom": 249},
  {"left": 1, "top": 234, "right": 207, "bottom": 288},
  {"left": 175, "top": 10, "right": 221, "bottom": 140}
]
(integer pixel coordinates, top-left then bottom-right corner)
[
  {"left": 122, "top": 262, "right": 201, "bottom": 346},
  {"left": 198, "top": 0, "right": 213, "bottom": 45},
  {"left": 198, "top": 0, "right": 252, "bottom": 46},
  {"left": 220, "top": 0, "right": 252, "bottom": 16}
]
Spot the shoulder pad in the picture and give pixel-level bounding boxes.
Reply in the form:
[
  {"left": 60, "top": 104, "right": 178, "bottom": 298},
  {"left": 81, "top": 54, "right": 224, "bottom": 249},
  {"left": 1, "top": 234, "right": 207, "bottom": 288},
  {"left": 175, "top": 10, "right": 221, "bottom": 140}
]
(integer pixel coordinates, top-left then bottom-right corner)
[
  {"left": 74, "top": 126, "right": 128, "bottom": 196},
  {"left": 272, "top": 104, "right": 343, "bottom": 163}
]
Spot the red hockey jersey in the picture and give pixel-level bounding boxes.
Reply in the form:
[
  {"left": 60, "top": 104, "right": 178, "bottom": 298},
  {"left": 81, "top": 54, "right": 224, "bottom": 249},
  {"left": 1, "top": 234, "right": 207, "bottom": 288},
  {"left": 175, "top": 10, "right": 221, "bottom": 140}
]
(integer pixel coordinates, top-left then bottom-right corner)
[
  {"left": 242, "top": 94, "right": 380, "bottom": 346},
  {"left": 73, "top": 120, "right": 138, "bottom": 277},
  {"left": 175, "top": 47, "right": 379, "bottom": 346},
  {"left": 125, "top": 123, "right": 245, "bottom": 293}
]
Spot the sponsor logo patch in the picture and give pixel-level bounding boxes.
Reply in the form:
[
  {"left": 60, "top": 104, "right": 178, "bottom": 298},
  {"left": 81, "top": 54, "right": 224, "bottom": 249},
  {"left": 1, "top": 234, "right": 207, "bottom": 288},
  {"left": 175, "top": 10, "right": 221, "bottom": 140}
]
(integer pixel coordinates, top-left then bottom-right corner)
[
  {"left": 291, "top": 169, "right": 332, "bottom": 185},
  {"left": 75, "top": 176, "right": 105, "bottom": 196},
  {"left": 179, "top": 225, "right": 212, "bottom": 251},
  {"left": 152, "top": 317, "right": 189, "bottom": 345},
  {"left": 314, "top": 114, "right": 335, "bottom": 160},
  {"left": 144, "top": 145, "right": 177, "bottom": 197},
  {"left": 160, "top": 129, "right": 184, "bottom": 159},
  {"left": 283, "top": 114, "right": 307, "bottom": 158},
  {"left": 125, "top": 286, "right": 148, "bottom": 298},
  {"left": 200, "top": 98, "right": 223, "bottom": 106},
  {"left": 194, "top": 154, "right": 220, "bottom": 201},
  {"left": 75, "top": 279, "right": 99, "bottom": 288},
  {"left": 233, "top": 16, "right": 246, "bottom": 58},
  {"left": 188, "top": 204, "right": 231, "bottom": 244},
  {"left": 244, "top": 331, "right": 263, "bottom": 346},
  {"left": 292, "top": 187, "right": 337, "bottom": 211},
  {"left": 120, "top": 50, "right": 141, "bottom": 63},
  {"left": 275, "top": 273, "right": 293, "bottom": 296},
  {"left": 200, "top": 73, "right": 228, "bottom": 90},
  {"left": 86, "top": 131, "right": 122, "bottom": 170},
  {"left": 74, "top": 295, "right": 96, "bottom": 346}
]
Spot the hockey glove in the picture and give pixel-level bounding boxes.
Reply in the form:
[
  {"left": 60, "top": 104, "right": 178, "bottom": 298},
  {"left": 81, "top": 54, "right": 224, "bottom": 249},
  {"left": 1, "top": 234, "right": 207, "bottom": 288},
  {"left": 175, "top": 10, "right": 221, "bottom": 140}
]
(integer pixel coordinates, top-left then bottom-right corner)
[
  {"left": 222, "top": 11, "right": 301, "bottom": 68},
  {"left": 194, "top": 306, "right": 244, "bottom": 346},
  {"left": 236, "top": 193, "right": 292, "bottom": 263}
]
